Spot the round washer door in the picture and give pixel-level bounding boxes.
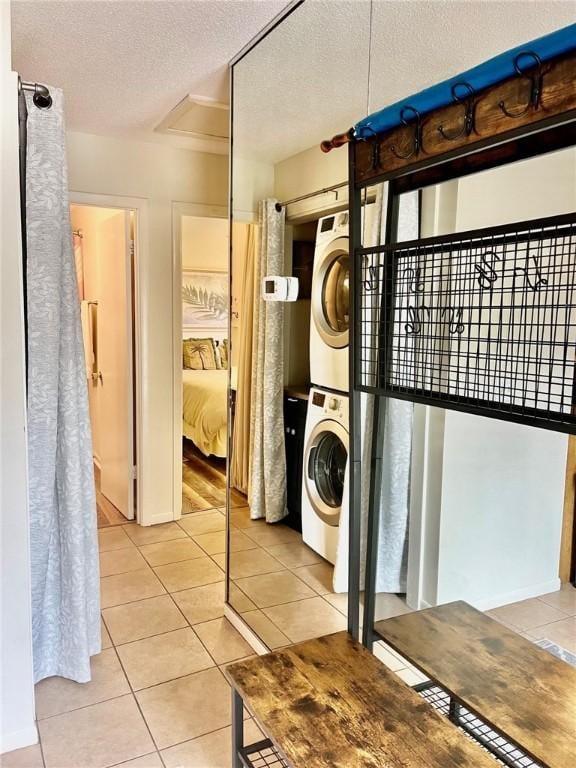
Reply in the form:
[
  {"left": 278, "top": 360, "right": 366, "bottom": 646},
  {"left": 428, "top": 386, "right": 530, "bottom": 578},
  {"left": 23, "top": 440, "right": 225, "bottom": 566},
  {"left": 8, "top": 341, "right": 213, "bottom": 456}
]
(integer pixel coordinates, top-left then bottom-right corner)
[
  {"left": 304, "top": 420, "right": 348, "bottom": 527},
  {"left": 312, "top": 237, "right": 349, "bottom": 349}
]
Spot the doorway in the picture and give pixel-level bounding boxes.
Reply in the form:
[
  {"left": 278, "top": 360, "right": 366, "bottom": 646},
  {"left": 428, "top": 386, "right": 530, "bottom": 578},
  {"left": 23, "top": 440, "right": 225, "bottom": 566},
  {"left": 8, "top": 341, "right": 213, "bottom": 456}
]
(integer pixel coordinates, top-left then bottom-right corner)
[
  {"left": 70, "top": 204, "right": 137, "bottom": 524},
  {"left": 172, "top": 203, "right": 231, "bottom": 518}
]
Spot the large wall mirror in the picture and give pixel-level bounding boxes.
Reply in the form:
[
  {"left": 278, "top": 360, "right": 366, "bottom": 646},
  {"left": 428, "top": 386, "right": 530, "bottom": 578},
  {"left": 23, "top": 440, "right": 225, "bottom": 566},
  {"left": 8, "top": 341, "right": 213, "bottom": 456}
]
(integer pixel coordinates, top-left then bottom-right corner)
[
  {"left": 227, "top": 0, "right": 371, "bottom": 648},
  {"left": 226, "top": 0, "right": 576, "bottom": 655}
]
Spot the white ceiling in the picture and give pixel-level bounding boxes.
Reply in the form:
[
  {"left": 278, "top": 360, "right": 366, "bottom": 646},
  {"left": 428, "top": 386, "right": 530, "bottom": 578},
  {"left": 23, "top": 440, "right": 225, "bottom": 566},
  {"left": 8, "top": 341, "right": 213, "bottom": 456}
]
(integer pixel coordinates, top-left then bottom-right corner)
[
  {"left": 10, "top": 0, "right": 288, "bottom": 153},
  {"left": 11, "top": 1, "right": 575, "bottom": 162},
  {"left": 234, "top": 0, "right": 576, "bottom": 163}
]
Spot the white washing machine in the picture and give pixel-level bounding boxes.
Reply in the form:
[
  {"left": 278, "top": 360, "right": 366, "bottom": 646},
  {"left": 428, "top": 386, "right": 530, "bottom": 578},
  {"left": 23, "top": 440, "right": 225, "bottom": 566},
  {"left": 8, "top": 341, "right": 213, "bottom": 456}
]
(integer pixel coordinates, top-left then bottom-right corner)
[
  {"left": 301, "top": 387, "right": 349, "bottom": 571},
  {"left": 310, "top": 206, "right": 374, "bottom": 393}
]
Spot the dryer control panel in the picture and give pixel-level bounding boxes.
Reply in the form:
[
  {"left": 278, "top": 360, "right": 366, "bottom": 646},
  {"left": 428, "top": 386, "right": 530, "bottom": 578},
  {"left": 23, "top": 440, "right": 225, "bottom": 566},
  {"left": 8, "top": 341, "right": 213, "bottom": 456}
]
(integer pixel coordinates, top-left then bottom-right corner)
[
  {"left": 317, "top": 212, "right": 349, "bottom": 239},
  {"left": 310, "top": 389, "right": 348, "bottom": 422}
]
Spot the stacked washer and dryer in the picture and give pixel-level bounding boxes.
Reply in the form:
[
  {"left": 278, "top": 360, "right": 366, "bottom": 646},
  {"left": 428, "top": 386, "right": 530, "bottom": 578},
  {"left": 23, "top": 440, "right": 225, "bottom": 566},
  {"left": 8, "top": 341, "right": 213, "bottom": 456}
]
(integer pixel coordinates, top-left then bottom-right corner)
[{"left": 301, "top": 207, "right": 373, "bottom": 591}]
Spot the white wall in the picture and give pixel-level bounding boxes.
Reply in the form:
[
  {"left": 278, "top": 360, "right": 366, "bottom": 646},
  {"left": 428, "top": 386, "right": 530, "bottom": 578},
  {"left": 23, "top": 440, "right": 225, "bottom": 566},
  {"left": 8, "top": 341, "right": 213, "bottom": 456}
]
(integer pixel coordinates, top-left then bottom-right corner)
[
  {"left": 435, "top": 149, "right": 576, "bottom": 609},
  {"left": 232, "top": 155, "right": 274, "bottom": 219},
  {"left": 181, "top": 216, "right": 228, "bottom": 346},
  {"left": 182, "top": 215, "right": 228, "bottom": 271},
  {"left": 274, "top": 143, "right": 348, "bottom": 220},
  {"left": 0, "top": 2, "right": 37, "bottom": 753},
  {"left": 67, "top": 132, "right": 228, "bottom": 524}
]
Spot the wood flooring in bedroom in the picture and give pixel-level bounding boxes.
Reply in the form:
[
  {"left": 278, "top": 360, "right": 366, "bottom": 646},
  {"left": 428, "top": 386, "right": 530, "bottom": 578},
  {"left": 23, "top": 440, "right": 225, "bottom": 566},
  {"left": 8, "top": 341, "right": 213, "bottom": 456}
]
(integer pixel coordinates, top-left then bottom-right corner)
[
  {"left": 182, "top": 438, "right": 247, "bottom": 514},
  {"left": 95, "top": 464, "right": 129, "bottom": 529}
]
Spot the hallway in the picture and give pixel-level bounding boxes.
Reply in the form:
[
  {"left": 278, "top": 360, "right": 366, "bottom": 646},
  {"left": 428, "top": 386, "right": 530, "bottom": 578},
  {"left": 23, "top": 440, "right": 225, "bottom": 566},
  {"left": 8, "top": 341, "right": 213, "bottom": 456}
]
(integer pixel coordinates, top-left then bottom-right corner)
[{"left": 4, "top": 503, "right": 575, "bottom": 767}]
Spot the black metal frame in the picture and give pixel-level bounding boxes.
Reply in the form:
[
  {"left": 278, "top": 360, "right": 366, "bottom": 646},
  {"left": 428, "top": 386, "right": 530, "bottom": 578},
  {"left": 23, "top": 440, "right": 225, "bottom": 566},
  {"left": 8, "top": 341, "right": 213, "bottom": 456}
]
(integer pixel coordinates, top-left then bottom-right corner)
[
  {"left": 353, "top": 121, "right": 576, "bottom": 649},
  {"left": 413, "top": 681, "right": 542, "bottom": 767},
  {"left": 232, "top": 689, "right": 289, "bottom": 768},
  {"left": 357, "top": 212, "right": 576, "bottom": 433}
]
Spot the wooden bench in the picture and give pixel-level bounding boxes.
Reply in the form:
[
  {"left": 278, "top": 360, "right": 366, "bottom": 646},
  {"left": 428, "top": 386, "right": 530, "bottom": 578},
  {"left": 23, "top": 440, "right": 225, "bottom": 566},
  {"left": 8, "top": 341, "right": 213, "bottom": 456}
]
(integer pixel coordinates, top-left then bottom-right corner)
[
  {"left": 375, "top": 600, "right": 576, "bottom": 768},
  {"left": 225, "top": 630, "right": 496, "bottom": 767}
]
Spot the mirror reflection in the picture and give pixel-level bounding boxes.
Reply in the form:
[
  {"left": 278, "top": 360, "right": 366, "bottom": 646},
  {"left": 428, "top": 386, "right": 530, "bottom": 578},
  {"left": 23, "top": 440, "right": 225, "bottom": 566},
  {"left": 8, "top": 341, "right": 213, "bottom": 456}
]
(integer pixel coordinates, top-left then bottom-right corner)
[
  {"left": 180, "top": 212, "right": 229, "bottom": 516},
  {"left": 227, "top": 0, "right": 576, "bottom": 658},
  {"left": 227, "top": 0, "right": 372, "bottom": 643}
]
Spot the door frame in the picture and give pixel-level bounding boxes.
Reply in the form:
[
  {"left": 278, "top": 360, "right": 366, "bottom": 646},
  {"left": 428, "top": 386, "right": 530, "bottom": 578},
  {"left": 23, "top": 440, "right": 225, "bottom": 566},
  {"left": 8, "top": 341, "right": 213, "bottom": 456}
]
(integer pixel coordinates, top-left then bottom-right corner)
[
  {"left": 172, "top": 202, "right": 228, "bottom": 519},
  {"left": 69, "top": 190, "right": 146, "bottom": 523}
]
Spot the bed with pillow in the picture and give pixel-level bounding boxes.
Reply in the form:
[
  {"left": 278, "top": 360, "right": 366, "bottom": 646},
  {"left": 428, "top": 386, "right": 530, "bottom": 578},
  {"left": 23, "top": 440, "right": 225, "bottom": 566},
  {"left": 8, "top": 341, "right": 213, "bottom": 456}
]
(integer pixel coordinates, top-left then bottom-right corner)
[{"left": 182, "top": 338, "right": 228, "bottom": 458}]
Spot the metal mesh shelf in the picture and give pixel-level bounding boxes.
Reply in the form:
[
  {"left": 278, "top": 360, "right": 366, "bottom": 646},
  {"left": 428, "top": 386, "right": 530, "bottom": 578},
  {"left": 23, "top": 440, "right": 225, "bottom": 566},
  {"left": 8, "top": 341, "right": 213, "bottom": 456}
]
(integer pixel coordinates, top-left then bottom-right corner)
[
  {"left": 357, "top": 212, "right": 576, "bottom": 433},
  {"left": 239, "top": 739, "right": 289, "bottom": 768},
  {"left": 414, "top": 682, "right": 542, "bottom": 767}
]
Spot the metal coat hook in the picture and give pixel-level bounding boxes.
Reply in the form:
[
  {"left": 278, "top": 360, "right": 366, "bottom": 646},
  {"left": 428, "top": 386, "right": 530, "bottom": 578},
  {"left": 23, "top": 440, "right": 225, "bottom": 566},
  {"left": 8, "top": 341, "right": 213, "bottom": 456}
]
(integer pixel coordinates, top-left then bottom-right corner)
[
  {"left": 499, "top": 51, "right": 544, "bottom": 119},
  {"left": 391, "top": 106, "right": 422, "bottom": 160},
  {"left": 438, "top": 82, "right": 476, "bottom": 141},
  {"left": 358, "top": 126, "right": 380, "bottom": 171},
  {"left": 370, "top": 139, "right": 382, "bottom": 171}
]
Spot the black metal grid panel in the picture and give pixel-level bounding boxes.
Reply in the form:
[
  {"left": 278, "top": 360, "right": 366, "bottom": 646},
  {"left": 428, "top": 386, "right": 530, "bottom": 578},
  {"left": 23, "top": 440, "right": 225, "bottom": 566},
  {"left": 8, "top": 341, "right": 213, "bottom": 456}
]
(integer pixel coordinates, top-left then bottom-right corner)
[
  {"left": 239, "top": 739, "right": 289, "bottom": 768},
  {"left": 414, "top": 683, "right": 541, "bottom": 768},
  {"left": 357, "top": 213, "right": 576, "bottom": 433}
]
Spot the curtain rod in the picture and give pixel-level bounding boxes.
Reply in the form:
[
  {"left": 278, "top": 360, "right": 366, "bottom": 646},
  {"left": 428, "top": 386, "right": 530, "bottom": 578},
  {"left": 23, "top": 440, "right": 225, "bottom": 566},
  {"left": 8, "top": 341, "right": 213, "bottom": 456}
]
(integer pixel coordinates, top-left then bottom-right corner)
[
  {"left": 18, "top": 77, "right": 52, "bottom": 109},
  {"left": 276, "top": 180, "right": 379, "bottom": 211},
  {"left": 276, "top": 181, "right": 348, "bottom": 210}
]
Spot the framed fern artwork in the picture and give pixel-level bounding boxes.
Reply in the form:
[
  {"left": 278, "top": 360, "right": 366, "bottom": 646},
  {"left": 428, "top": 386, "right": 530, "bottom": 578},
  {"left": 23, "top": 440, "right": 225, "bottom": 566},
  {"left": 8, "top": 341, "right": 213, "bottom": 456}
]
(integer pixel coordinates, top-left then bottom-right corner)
[{"left": 182, "top": 270, "right": 228, "bottom": 331}]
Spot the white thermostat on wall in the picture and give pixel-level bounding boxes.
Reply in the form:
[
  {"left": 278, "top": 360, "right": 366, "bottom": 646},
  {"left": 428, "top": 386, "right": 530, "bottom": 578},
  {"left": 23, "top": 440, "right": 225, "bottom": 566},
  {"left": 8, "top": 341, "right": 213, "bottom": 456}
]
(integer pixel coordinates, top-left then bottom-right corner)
[{"left": 262, "top": 276, "right": 299, "bottom": 302}]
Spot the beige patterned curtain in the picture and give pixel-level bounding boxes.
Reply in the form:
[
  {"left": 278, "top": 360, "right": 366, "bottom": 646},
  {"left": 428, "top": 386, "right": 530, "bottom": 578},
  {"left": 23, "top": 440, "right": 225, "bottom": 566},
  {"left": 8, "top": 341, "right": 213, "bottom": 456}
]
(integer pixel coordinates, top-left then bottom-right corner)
[
  {"left": 248, "top": 200, "right": 287, "bottom": 522},
  {"left": 231, "top": 224, "right": 258, "bottom": 493}
]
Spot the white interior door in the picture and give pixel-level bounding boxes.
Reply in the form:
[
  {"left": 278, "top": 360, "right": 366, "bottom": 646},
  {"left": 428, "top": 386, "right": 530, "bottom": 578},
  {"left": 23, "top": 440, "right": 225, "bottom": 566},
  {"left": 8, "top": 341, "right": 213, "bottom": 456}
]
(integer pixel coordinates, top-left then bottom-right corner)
[{"left": 99, "top": 210, "right": 134, "bottom": 519}]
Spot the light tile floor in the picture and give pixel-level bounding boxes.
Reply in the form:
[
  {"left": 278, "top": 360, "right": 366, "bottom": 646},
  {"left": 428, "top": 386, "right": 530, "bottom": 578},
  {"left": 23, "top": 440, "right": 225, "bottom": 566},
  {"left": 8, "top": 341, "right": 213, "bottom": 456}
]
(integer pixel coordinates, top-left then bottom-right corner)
[{"left": 2, "top": 506, "right": 575, "bottom": 768}]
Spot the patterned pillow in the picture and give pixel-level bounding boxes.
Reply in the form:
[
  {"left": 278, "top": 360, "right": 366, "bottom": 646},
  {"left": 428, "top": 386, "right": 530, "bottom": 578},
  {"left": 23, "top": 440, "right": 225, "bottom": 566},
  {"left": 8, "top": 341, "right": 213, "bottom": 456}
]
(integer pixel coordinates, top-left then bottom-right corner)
[
  {"left": 219, "top": 339, "right": 229, "bottom": 370},
  {"left": 183, "top": 338, "right": 218, "bottom": 370}
]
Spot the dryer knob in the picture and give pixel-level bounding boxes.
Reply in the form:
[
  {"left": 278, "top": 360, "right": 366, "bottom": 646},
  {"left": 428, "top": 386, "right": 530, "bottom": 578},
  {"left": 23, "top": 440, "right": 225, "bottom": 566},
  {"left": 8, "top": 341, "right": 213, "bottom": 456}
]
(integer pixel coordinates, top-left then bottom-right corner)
[{"left": 328, "top": 397, "right": 339, "bottom": 411}]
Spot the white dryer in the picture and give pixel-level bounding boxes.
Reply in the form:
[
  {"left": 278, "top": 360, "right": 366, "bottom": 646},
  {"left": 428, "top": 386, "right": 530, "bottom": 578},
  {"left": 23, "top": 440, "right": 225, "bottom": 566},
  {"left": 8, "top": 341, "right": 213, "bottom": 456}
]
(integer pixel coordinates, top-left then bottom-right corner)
[
  {"left": 310, "top": 212, "right": 350, "bottom": 393},
  {"left": 310, "top": 206, "right": 375, "bottom": 393},
  {"left": 301, "top": 387, "right": 349, "bottom": 572}
]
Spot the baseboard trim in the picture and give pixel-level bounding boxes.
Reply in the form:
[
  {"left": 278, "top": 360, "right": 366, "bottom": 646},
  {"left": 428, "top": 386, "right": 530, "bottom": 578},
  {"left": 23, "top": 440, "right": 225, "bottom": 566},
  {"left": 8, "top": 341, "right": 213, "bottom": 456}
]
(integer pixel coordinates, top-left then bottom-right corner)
[
  {"left": 0, "top": 724, "right": 38, "bottom": 755},
  {"left": 224, "top": 604, "right": 269, "bottom": 656},
  {"left": 418, "top": 579, "right": 561, "bottom": 613},
  {"left": 455, "top": 579, "right": 562, "bottom": 613}
]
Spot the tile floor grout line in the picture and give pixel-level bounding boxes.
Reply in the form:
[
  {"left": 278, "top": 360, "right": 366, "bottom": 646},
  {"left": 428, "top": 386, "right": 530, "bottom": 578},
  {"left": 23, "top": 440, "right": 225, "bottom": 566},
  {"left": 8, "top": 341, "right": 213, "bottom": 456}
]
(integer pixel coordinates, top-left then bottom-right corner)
[
  {"left": 121, "top": 534, "right": 258, "bottom": 756},
  {"left": 36, "top": 725, "right": 48, "bottom": 768},
  {"left": 102, "top": 593, "right": 224, "bottom": 694},
  {"left": 152, "top": 717, "right": 260, "bottom": 758},
  {"left": 107, "top": 750, "right": 164, "bottom": 768},
  {"left": 236, "top": 607, "right": 291, "bottom": 649},
  {"left": 104, "top": 622, "right": 190, "bottom": 648},
  {"left": 108, "top": 635, "right": 166, "bottom": 758},
  {"left": 36, "top": 691, "right": 135, "bottom": 723},
  {"left": 157, "top": 576, "right": 247, "bottom": 670},
  {"left": 233, "top": 587, "right": 341, "bottom": 613},
  {"left": 535, "top": 595, "right": 575, "bottom": 617},
  {"left": 150, "top": 566, "right": 225, "bottom": 596},
  {"left": 530, "top": 614, "right": 576, "bottom": 631},
  {"left": 144, "top": 548, "right": 260, "bottom": 666}
]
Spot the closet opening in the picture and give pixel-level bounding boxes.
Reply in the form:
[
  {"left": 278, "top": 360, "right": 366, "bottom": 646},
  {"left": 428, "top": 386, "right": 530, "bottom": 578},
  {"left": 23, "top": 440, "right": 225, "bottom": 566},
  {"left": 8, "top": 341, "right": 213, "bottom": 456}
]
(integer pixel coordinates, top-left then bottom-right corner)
[{"left": 70, "top": 203, "right": 137, "bottom": 525}]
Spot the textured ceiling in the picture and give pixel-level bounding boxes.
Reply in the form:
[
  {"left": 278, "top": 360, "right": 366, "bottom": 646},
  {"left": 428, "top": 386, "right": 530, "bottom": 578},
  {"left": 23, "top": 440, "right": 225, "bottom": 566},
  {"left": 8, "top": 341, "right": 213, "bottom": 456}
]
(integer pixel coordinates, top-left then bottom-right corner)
[
  {"left": 234, "top": 0, "right": 576, "bottom": 163},
  {"left": 11, "top": 0, "right": 288, "bottom": 151}
]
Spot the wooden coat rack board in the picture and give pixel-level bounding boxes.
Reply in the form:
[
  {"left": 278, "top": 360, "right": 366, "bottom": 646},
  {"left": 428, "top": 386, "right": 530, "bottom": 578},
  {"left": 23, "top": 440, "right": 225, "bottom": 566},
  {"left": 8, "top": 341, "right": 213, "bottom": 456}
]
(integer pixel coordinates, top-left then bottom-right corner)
[
  {"left": 323, "top": 50, "right": 576, "bottom": 184},
  {"left": 321, "top": 42, "right": 576, "bottom": 647}
]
